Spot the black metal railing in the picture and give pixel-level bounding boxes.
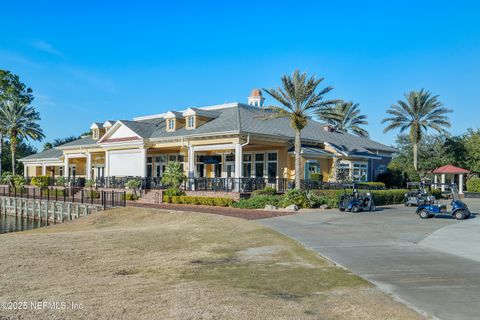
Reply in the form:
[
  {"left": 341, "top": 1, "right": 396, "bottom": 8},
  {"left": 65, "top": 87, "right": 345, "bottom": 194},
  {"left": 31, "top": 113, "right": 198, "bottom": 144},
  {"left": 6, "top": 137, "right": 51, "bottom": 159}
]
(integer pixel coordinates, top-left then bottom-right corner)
[{"left": 0, "top": 186, "right": 126, "bottom": 208}]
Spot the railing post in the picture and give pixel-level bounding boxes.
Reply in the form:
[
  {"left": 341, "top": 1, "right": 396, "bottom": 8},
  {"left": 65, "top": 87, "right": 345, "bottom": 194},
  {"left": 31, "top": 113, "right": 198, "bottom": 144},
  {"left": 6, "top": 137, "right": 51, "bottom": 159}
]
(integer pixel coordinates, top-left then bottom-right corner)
[
  {"left": 111, "top": 190, "right": 114, "bottom": 207},
  {"left": 81, "top": 189, "right": 84, "bottom": 204},
  {"left": 47, "top": 187, "right": 50, "bottom": 202},
  {"left": 123, "top": 191, "right": 126, "bottom": 207},
  {"left": 64, "top": 187, "right": 66, "bottom": 203},
  {"left": 55, "top": 188, "right": 58, "bottom": 202},
  {"left": 33, "top": 187, "right": 35, "bottom": 200},
  {"left": 72, "top": 187, "right": 75, "bottom": 203}
]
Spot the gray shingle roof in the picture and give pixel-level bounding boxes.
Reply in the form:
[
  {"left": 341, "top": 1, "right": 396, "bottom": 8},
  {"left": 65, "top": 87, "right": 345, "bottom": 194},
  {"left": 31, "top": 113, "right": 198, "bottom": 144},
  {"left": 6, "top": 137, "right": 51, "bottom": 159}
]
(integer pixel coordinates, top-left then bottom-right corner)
[
  {"left": 190, "top": 108, "right": 221, "bottom": 118},
  {"left": 56, "top": 136, "right": 97, "bottom": 148},
  {"left": 20, "top": 148, "right": 63, "bottom": 161},
  {"left": 131, "top": 104, "right": 395, "bottom": 155},
  {"left": 288, "top": 145, "right": 334, "bottom": 156}
]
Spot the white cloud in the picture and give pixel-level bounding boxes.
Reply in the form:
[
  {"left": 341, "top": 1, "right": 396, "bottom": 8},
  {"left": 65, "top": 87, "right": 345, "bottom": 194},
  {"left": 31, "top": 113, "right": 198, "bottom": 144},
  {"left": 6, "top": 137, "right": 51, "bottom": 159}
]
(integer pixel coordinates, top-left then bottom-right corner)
[{"left": 30, "top": 39, "right": 64, "bottom": 58}]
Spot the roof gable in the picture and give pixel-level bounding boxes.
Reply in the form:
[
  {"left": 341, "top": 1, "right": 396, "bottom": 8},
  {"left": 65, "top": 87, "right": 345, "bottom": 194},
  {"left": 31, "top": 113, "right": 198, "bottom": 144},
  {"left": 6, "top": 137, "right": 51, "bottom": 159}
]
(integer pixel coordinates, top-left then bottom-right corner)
[{"left": 98, "top": 121, "right": 143, "bottom": 143}]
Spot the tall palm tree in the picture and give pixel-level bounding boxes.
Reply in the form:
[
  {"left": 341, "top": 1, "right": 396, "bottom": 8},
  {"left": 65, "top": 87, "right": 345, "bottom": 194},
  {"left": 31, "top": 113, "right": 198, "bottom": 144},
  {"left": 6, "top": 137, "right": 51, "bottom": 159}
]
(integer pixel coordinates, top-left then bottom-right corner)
[
  {"left": 264, "top": 70, "right": 337, "bottom": 189},
  {"left": 382, "top": 89, "right": 451, "bottom": 171},
  {"left": 0, "top": 100, "right": 44, "bottom": 175},
  {"left": 317, "top": 101, "right": 369, "bottom": 137}
]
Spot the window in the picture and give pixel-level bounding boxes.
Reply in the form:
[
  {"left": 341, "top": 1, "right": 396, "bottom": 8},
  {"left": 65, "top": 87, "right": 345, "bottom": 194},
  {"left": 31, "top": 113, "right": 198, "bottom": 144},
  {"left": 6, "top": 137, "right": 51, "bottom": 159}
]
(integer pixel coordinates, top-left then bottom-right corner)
[
  {"left": 225, "top": 154, "right": 235, "bottom": 162},
  {"left": 187, "top": 116, "right": 195, "bottom": 129},
  {"left": 92, "top": 129, "right": 99, "bottom": 139},
  {"left": 243, "top": 154, "right": 252, "bottom": 177},
  {"left": 267, "top": 152, "right": 278, "bottom": 182},
  {"left": 177, "top": 155, "right": 185, "bottom": 162},
  {"left": 167, "top": 119, "right": 175, "bottom": 131},
  {"left": 147, "top": 157, "right": 153, "bottom": 178},
  {"left": 254, "top": 153, "right": 265, "bottom": 177},
  {"left": 255, "top": 154, "right": 264, "bottom": 162},
  {"left": 337, "top": 162, "right": 351, "bottom": 181},
  {"left": 353, "top": 163, "right": 368, "bottom": 181},
  {"left": 169, "top": 155, "right": 177, "bottom": 162}
]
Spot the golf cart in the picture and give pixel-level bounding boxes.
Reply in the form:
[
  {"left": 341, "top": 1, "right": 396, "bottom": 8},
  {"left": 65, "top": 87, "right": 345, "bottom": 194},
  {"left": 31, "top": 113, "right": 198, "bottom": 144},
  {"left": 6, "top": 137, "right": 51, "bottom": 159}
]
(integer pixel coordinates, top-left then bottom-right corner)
[
  {"left": 339, "top": 183, "right": 376, "bottom": 213},
  {"left": 416, "top": 184, "right": 470, "bottom": 220},
  {"left": 404, "top": 181, "right": 436, "bottom": 207}
]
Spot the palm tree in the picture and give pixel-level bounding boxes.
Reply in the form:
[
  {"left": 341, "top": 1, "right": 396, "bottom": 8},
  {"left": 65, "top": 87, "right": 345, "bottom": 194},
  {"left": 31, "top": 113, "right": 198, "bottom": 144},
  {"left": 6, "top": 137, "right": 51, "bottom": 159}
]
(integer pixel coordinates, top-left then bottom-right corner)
[
  {"left": 382, "top": 89, "right": 451, "bottom": 171},
  {"left": 317, "top": 101, "right": 369, "bottom": 137},
  {"left": 0, "top": 100, "right": 44, "bottom": 175},
  {"left": 264, "top": 70, "right": 337, "bottom": 189}
]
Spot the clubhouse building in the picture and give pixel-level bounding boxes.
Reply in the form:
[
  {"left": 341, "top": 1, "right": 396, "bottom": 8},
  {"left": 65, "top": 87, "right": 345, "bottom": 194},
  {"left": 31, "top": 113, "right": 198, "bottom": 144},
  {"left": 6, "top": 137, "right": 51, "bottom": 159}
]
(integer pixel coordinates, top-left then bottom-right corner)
[{"left": 19, "top": 89, "right": 395, "bottom": 192}]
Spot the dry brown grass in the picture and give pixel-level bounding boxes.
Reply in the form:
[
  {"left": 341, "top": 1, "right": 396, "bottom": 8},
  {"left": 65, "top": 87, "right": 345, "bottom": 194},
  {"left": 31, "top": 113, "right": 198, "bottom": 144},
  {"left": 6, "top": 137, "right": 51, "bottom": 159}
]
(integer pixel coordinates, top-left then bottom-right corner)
[{"left": 0, "top": 208, "right": 424, "bottom": 320}]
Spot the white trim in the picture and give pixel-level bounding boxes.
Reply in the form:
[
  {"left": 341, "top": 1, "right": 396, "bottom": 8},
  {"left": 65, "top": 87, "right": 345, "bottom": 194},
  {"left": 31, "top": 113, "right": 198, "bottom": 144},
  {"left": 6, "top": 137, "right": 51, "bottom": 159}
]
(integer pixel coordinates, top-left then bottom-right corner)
[
  {"left": 133, "top": 103, "right": 240, "bottom": 121},
  {"left": 97, "top": 120, "right": 143, "bottom": 143},
  {"left": 192, "top": 143, "right": 236, "bottom": 152}
]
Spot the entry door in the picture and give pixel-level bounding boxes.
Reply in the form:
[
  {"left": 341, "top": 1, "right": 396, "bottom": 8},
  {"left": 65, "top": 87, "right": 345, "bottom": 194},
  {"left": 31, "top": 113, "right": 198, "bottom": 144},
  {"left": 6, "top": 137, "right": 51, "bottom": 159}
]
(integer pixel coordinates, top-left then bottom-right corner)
[
  {"left": 225, "top": 162, "right": 235, "bottom": 178},
  {"left": 93, "top": 166, "right": 105, "bottom": 179}
]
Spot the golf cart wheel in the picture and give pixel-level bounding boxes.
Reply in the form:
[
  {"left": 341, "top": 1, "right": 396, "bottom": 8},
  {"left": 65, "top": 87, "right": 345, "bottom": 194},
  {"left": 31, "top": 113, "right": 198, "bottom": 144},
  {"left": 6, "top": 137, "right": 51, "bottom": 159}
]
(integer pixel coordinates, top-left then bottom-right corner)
[
  {"left": 351, "top": 205, "right": 359, "bottom": 213},
  {"left": 339, "top": 208, "right": 345, "bottom": 212},
  {"left": 418, "top": 209, "right": 430, "bottom": 219},
  {"left": 370, "top": 205, "right": 376, "bottom": 212},
  {"left": 454, "top": 210, "right": 466, "bottom": 220}
]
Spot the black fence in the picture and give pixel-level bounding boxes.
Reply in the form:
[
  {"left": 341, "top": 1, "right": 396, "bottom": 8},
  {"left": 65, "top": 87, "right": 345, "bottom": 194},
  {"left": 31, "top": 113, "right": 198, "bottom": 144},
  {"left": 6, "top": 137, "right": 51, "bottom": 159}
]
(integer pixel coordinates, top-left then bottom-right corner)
[{"left": 0, "top": 186, "right": 126, "bottom": 208}]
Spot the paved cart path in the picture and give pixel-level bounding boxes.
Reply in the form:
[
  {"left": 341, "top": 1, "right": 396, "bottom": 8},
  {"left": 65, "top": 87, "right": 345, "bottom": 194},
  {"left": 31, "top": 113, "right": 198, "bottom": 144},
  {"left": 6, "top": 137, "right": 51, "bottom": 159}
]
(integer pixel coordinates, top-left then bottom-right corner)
[{"left": 259, "top": 200, "right": 480, "bottom": 320}]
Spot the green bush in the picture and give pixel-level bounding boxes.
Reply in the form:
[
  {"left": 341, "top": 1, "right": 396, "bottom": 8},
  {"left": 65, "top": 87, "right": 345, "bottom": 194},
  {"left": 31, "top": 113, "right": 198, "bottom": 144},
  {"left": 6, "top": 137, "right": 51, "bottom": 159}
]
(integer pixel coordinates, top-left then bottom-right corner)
[
  {"left": 282, "top": 189, "right": 312, "bottom": 208},
  {"left": 163, "top": 187, "right": 186, "bottom": 197},
  {"left": 41, "top": 188, "right": 65, "bottom": 197},
  {"left": 31, "top": 175, "right": 50, "bottom": 188},
  {"left": 163, "top": 195, "right": 234, "bottom": 207},
  {"left": 359, "top": 181, "right": 386, "bottom": 188},
  {"left": 251, "top": 186, "right": 277, "bottom": 197},
  {"left": 309, "top": 173, "right": 323, "bottom": 181},
  {"left": 232, "top": 195, "right": 284, "bottom": 209},
  {"left": 122, "top": 193, "right": 139, "bottom": 201},
  {"left": 55, "top": 176, "right": 67, "bottom": 186},
  {"left": 313, "top": 188, "right": 408, "bottom": 208},
  {"left": 86, "top": 190, "right": 100, "bottom": 199},
  {"left": 85, "top": 179, "right": 95, "bottom": 188},
  {"left": 12, "top": 175, "right": 26, "bottom": 187},
  {"left": 431, "top": 188, "right": 442, "bottom": 199},
  {"left": 467, "top": 177, "right": 480, "bottom": 192}
]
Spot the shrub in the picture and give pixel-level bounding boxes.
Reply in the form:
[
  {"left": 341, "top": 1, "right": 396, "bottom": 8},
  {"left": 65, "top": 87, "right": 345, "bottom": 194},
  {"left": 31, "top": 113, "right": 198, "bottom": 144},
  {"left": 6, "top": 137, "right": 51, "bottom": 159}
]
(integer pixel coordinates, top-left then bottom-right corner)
[
  {"left": 431, "top": 188, "right": 442, "bottom": 199},
  {"left": 467, "top": 177, "right": 480, "bottom": 192},
  {"left": 31, "top": 175, "right": 50, "bottom": 188},
  {"left": 309, "top": 173, "right": 323, "bottom": 181},
  {"left": 122, "top": 193, "right": 139, "bottom": 201},
  {"left": 12, "top": 175, "right": 26, "bottom": 187},
  {"left": 41, "top": 188, "right": 65, "bottom": 197},
  {"left": 56, "top": 176, "right": 67, "bottom": 186},
  {"left": 86, "top": 190, "right": 100, "bottom": 199},
  {"left": 251, "top": 186, "right": 277, "bottom": 197},
  {"left": 85, "top": 179, "right": 95, "bottom": 188},
  {"left": 313, "top": 188, "right": 408, "bottom": 208},
  {"left": 282, "top": 189, "right": 313, "bottom": 208},
  {"left": 163, "top": 187, "right": 186, "bottom": 197},
  {"left": 232, "top": 195, "right": 284, "bottom": 209},
  {"left": 161, "top": 161, "right": 185, "bottom": 188},
  {"left": 376, "top": 169, "right": 406, "bottom": 188},
  {"left": 359, "top": 181, "right": 386, "bottom": 189},
  {"left": 163, "top": 195, "right": 234, "bottom": 207}
]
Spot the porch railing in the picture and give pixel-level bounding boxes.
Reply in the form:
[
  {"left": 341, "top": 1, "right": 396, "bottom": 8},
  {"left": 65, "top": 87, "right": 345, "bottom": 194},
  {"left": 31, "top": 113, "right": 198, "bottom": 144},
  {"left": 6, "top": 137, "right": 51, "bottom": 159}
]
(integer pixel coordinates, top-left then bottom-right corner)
[{"left": 0, "top": 186, "right": 126, "bottom": 208}]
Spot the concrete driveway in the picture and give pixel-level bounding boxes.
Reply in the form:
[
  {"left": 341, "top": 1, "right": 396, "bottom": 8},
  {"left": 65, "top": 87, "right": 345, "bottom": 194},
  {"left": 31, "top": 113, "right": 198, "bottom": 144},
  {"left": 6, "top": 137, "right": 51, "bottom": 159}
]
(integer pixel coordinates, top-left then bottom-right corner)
[{"left": 259, "top": 199, "right": 480, "bottom": 320}]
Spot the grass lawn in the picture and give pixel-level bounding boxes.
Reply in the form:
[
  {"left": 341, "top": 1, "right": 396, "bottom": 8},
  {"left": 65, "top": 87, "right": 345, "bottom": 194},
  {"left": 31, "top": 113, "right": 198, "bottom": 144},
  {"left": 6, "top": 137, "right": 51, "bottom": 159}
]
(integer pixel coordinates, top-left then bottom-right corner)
[{"left": 0, "top": 208, "right": 423, "bottom": 320}]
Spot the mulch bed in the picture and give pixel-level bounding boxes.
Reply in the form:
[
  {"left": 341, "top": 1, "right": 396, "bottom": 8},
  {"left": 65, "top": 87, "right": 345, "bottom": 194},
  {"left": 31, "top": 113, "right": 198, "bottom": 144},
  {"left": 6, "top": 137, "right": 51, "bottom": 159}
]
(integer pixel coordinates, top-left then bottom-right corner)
[{"left": 128, "top": 202, "right": 296, "bottom": 220}]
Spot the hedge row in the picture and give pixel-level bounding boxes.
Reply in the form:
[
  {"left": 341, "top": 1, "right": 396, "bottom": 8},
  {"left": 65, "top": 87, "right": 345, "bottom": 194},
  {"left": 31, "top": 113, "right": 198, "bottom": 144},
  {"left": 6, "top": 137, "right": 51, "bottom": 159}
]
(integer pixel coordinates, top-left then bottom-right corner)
[
  {"left": 313, "top": 189, "right": 408, "bottom": 207},
  {"left": 163, "top": 195, "right": 234, "bottom": 207},
  {"left": 467, "top": 177, "right": 480, "bottom": 192}
]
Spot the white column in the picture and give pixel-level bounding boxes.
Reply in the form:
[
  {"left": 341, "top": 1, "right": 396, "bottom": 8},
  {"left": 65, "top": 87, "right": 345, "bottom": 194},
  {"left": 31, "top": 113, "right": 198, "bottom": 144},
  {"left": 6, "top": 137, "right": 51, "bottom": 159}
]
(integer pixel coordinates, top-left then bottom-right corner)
[
  {"left": 41, "top": 164, "right": 47, "bottom": 176},
  {"left": 23, "top": 164, "right": 28, "bottom": 178},
  {"left": 434, "top": 175, "right": 438, "bottom": 189},
  {"left": 63, "top": 156, "right": 69, "bottom": 177},
  {"left": 234, "top": 143, "right": 242, "bottom": 192},
  {"left": 104, "top": 150, "right": 109, "bottom": 177},
  {"left": 140, "top": 148, "right": 147, "bottom": 177},
  {"left": 441, "top": 173, "right": 446, "bottom": 191},
  {"left": 459, "top": 174, "right": 464, "bottom": 194},
  {"left": 234, "top": 143, "right": 242, "bottom": 178},
  {"left": 188, "top": 146, "right": 195, "bottom": 178},
  {"left": 86, "top": 152, "right": 92, "bottom": 180}
]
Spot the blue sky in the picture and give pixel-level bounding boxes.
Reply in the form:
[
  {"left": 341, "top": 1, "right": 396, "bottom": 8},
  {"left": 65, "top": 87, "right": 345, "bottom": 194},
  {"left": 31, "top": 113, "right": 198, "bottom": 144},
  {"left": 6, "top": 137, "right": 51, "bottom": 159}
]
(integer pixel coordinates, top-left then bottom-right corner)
[{"left": 1, "top": 0, "right": 479, "bottom": 150}]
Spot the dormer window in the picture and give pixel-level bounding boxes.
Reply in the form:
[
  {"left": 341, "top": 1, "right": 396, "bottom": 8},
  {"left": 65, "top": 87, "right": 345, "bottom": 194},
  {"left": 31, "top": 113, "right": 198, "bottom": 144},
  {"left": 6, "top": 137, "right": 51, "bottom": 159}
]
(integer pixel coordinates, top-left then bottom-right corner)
[
  {"left": 186, "top": 116, "right": 195, "bottom": 129},
  {"left": 92, "top": 129, "right": 99, "bottom": 139},
  {"left": 167, "top": 119, "right": 175, "bottom": 131}
]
